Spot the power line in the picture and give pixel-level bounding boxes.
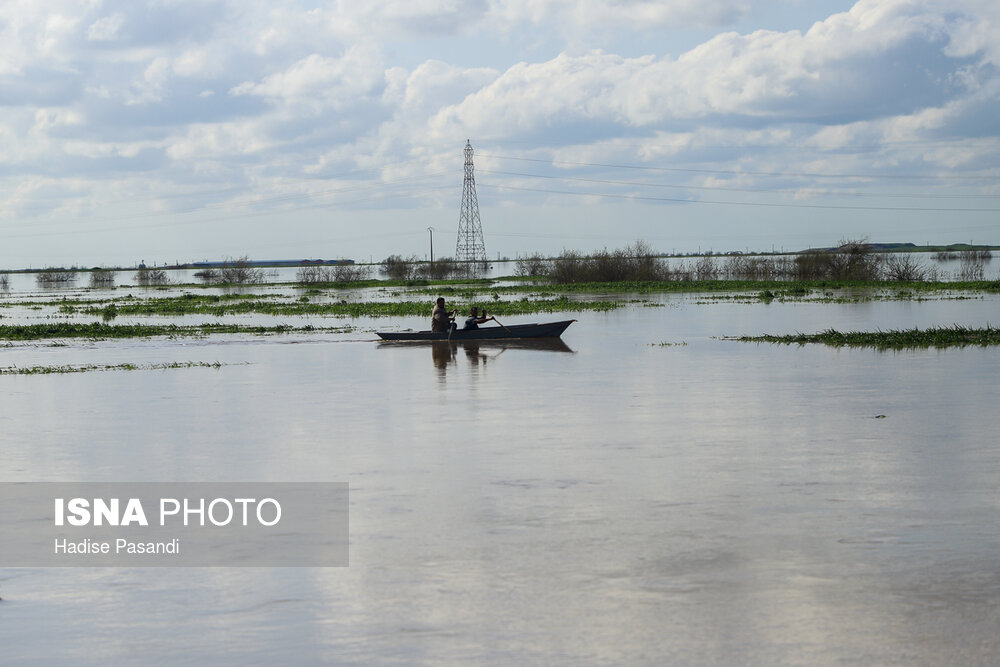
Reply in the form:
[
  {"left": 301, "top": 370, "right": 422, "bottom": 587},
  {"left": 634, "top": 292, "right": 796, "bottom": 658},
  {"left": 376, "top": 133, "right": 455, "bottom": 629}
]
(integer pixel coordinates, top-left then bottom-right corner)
[
  {"left": 0, "top": 174, "right": 451, "bottom": 236},
  {"left": 477, "top": 169, "right": 1000, "bottom": 200},
  {"left": 477, "top": 153, "right": 997, "bottom": 181},
  {"left": 479, "top": 183, "right": 1000, "bottom": 212},
  {"left": 0, "top": 185, "right": 454, "bottom": 240},
  {"left": 1, "top": 157, "right": 448, "bottom": 214}
]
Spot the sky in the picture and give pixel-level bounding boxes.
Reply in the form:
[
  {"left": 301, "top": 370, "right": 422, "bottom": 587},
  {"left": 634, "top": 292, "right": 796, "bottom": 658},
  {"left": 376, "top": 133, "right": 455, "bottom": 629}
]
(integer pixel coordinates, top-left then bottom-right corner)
[{"left": 1, "top": 0, "right": 998, "bottom": 268}]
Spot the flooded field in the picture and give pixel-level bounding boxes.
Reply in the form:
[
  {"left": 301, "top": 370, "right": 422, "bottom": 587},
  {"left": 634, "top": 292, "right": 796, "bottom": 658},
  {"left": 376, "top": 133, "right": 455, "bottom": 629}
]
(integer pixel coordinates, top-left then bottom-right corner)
[{"left": 1, "top": 277, "right": 999, "bottom": 665}]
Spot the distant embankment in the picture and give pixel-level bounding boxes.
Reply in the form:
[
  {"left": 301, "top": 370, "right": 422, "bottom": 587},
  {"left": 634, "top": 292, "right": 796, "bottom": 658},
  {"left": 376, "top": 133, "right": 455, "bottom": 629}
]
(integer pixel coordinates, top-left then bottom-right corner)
[
  {"left": 801, "top": 242, "right": 999, "bottom": 253},
  {"left": 180, "top": 258, "right": 355, "bottom": 269}
]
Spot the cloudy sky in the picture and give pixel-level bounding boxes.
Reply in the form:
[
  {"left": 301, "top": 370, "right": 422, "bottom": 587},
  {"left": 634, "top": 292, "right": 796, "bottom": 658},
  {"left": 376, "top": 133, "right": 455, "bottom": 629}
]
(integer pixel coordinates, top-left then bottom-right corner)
[{"left": 1, "top": 0, "right": 998, "bottom": 267}]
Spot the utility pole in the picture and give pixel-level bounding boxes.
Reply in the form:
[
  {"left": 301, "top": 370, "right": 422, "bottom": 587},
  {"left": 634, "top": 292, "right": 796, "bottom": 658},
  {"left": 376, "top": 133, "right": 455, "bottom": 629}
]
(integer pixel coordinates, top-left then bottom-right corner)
[
  {"left": 456, "top": 140, "right": 487, "bottom": 275},
  {"left": 427, "top": 227, "right": 435, "bottom": 265}
]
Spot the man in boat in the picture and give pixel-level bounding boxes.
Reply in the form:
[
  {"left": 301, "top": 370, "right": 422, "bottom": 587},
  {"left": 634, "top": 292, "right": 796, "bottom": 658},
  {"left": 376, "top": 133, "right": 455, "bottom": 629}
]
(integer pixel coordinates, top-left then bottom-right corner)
[
  {"left": 431, "top": 297, "right": 456, "bottom": 333},
  {"left": 463, "top": 307, "right": 495, "bottom": 330}
]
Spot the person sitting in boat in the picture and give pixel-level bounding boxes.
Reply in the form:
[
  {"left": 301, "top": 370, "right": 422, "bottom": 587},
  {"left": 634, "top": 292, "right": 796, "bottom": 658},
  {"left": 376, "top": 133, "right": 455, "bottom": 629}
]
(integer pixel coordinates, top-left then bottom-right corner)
[
  {"left": 431, "top": 297, "right": 456, "bottom": 333},
  {"left": 463, "top": 307, "right": 495, "bottom": 330}
]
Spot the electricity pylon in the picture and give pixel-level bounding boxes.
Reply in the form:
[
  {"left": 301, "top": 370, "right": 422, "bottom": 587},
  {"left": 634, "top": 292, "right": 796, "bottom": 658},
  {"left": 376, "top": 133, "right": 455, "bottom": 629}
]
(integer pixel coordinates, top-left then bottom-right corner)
[{"left": 456, "top": 140, "right": 486, "bottom": 273}]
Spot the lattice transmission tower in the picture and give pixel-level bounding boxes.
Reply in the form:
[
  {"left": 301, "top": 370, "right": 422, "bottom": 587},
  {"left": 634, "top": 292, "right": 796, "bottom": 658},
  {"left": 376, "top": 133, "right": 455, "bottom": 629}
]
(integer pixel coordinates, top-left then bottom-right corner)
[{"left": 456, "top": 140, "right": 487, "bottom": 269}]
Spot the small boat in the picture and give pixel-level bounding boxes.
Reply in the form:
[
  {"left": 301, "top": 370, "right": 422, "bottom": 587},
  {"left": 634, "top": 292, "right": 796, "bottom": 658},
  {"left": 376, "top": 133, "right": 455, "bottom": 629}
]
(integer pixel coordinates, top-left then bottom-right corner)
[{"left": 377, "top": 319, "right": 576, "bottom": 341}]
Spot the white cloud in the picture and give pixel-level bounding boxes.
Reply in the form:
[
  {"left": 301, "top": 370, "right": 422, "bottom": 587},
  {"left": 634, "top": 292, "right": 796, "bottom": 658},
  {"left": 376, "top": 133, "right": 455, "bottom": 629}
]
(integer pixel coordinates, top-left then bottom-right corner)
[
  {"left": 486, "top": 0, "right": 750, "bottom": 30},
  {"left": 32, "top": 107, "right": 83, "bottom": 131},
  {"left": 87, "top": 12, "right": 125, "bottom": 41},
  {"left": 425, "top": 0, "right": 998, "bottom": 139},
  {"left": 1, "top": 0, "right": 998, "bottom": 264},
  {"left": 230, "top": 45, "right": 385, "bottom": 108}
]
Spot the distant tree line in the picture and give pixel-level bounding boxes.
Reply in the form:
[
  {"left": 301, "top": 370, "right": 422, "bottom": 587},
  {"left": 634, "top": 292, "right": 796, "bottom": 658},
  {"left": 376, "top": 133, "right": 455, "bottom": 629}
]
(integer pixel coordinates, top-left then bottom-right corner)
[{"left": 513, "top": 240, "right": 993, "bottom": 283}]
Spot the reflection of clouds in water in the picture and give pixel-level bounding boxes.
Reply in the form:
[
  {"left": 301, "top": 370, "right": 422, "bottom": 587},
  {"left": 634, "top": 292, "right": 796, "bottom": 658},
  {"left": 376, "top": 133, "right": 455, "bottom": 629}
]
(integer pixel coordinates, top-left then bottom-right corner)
[{"left": 4, "top": 299, "right": 1000, "bottom": 665}]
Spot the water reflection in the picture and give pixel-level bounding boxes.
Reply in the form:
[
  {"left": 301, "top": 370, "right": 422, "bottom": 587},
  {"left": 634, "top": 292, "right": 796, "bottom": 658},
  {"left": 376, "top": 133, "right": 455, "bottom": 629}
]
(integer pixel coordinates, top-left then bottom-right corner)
[
  {"left": 379, "top": 339, "right": 574, "bottom": 381},
  {"left": 5, "top": 298, "right": 1000, "bottom": 665}
]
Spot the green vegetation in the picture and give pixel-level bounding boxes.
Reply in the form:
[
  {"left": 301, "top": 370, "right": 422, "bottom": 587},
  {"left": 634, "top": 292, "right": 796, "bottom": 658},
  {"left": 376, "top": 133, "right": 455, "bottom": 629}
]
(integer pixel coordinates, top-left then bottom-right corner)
[
  {"left": 1, "top": 241, "right": 997, "bottom": 350},
  {"left": 0, "top": 322, "right": 353, "bottom": 341},
  {"left": 51, "top": 294, "right": 625, "bottom": 318},
  {"left": 1, "top": 361, "right": 229, "bottom": 375},
  {"left": 732, "top": 325, "right": 1000, "bottom": 349},
  {"left": 3, "top": 276, "right": 997, "bottom": 332}
]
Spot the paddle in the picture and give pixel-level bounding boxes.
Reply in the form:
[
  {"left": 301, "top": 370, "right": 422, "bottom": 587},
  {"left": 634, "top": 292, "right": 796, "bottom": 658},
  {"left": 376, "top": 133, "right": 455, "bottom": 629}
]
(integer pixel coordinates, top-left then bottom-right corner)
[{"left": 491, "top": 317, "right": 514, "bottom": 336}]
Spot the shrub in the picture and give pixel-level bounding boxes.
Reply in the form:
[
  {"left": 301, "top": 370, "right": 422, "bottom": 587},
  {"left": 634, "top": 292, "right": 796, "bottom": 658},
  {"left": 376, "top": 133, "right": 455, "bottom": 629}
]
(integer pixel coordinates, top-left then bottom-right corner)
[
  {"left": 135, "top": 267, "right": 169, "bottom": 286},
  {"left": 794, "top": 239, "right": 882, "bottom": 280},
  {"left": 793, "top": 251, "right": 833, "bottom": 280},
  {"left": 220, "top": 256, "right": 264, "bottom": 284},
  {"left": 956, "top": 250, "right": 987, "bottom": 281},
  {"left": 332, "top": 263, "right": 372, "bottom": 282},
  {"left": 295, "top": 265, "right": 327, "bottom": 284},
  {"left": 297, "top": 263, "right": 375, "bottom": 284},
  {"left": 540, "top": 242, "right": 668, "bottom": 283},
  {"left": 89, "top": 269, "right": 116, "bottom": 288},
  {"left": 194, "top": 268, "right": 220, "bottom": 284},
  {"left": 832, "top": 239, "right": 883, "bottom": 280},
  {"left": 417, "top": 257, "right": 458, "bottom": 280},
  {"left": 380, "top": 255, "right": 417, "bottom": 281},
  {"left": 515, "top": 253, "right": 549, "bottom": 277},
  {"left": 36, "top": 269, "right": 77, "bottom": 286},
  {"left": 884, "top": 254, "right": 927, "bottom": 281},
  {"left": 548, "top": 250, "right": 587, "bottom": 283},
  {"left": 723, "top": 255, "right": 792, "bottom": 280},
  {"left": 693, "top": 256, "right": 718, "bottom": 280}
]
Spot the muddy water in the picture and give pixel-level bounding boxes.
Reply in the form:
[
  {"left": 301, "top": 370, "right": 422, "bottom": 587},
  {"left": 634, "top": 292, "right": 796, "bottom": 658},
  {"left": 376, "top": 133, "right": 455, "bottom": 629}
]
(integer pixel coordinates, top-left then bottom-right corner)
[{"left": 1, "top": 292, "right": 998, "bottom": 665}]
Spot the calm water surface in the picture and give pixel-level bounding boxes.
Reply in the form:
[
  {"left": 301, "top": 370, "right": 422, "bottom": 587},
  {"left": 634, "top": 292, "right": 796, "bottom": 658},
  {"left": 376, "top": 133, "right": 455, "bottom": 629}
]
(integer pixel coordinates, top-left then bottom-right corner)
[{"left": 1, "top": 294, "right": 998, "bottom": 665}]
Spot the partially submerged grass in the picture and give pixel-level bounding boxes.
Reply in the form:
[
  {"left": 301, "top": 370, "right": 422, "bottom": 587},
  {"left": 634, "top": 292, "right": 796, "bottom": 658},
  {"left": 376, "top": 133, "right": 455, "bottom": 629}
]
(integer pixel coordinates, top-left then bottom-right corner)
[
  {"left": 54, "top": 294, "right": 625, "bottom": 318},
  {"left": 0, "top": 322, "right": 353, "bottom": 341},
  {"left": 501, "top": 279, "right": 1000, "bottom": 295},
  {"left": 732, "top": 325, "right": 1000, "bottom": 349},
  {"left": 1, "top": 361, "right": 231, "bottom": 375}
]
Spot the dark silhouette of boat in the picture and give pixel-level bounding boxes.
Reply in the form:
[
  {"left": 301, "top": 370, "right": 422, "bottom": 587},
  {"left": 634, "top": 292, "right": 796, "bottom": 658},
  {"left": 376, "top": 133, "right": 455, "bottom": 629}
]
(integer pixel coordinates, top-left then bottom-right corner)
[{"left": 377, "top": 319, "right": 575, "bottom": 341}]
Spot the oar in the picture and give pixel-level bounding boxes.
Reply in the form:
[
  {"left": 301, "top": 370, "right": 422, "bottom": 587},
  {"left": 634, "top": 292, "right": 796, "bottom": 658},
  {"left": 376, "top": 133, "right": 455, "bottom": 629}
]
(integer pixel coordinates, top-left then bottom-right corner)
[{"left": 492, "top": 317, "right": 514, "bottom": 336}]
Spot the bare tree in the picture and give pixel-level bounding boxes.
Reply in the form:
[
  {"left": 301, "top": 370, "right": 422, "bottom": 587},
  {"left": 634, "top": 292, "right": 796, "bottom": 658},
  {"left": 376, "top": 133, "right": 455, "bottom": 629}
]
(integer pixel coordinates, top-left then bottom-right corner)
[{"left": 220, "top": 256, "right": 264, "bottom": 284}]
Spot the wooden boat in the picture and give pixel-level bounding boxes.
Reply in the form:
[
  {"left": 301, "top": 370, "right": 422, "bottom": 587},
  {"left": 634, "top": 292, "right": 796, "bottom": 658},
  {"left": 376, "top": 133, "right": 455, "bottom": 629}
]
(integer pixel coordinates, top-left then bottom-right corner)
[{"left": 377, "top": 319, "right": 575, "bottom": 341}]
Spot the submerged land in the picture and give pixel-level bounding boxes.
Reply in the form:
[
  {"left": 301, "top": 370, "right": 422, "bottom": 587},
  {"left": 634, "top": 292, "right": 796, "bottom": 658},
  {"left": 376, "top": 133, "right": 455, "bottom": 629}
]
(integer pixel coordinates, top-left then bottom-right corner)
[
  {"left": 1, "top": 242, "right": 997, "bottom": 351},
  {"left": 1, "top": 275, "right": 998, "bottom": 348},
  {"left": 731, "top": 325, "right": 1000, "bottom": 349}
]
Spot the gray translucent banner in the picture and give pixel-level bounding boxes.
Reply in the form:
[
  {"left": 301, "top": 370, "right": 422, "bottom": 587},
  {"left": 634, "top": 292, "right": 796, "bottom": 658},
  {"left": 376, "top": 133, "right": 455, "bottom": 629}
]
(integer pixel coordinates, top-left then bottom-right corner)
[{"left": 0, "top": 483, "right": 348, "bottom": 567}]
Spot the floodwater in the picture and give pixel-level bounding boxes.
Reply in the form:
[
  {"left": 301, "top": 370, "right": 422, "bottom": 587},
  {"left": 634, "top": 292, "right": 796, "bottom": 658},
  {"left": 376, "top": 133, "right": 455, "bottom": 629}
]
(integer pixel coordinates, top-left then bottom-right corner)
[{"left": 1, "top": 284, "right": 999, "bottom": 665}]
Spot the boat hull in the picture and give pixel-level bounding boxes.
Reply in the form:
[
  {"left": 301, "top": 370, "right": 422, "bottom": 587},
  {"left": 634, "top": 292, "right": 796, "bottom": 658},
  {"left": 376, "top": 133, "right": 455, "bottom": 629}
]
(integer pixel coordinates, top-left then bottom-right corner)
[{"left": 376, "top": 319, "right": 575, "bottom": 341}]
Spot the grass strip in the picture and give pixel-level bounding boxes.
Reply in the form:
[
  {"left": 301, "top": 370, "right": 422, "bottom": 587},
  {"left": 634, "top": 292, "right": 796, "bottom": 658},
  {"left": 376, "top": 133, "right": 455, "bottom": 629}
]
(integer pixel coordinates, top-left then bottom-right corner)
[
  {"left": 60, "top": 296, "right": 624, "bottom": 318},
  {"left": 0, "top": 323, "right": 349, "bottom": 341},
  {"left": 1, "top": 361, "right": 231, "bottom": 375},
  {"left": 733, "top": 325, "right": 1000, "bottom": 349}
]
